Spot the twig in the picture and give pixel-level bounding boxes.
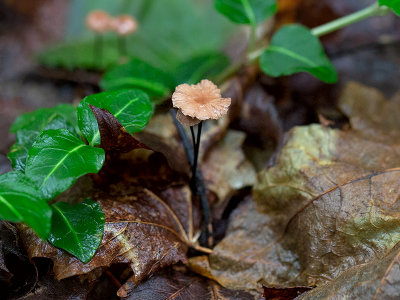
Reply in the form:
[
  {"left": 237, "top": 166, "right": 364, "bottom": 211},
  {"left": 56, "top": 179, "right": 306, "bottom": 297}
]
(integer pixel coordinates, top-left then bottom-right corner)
[{"left": 170, "top": 109, "right": 213, "bottom": 247}]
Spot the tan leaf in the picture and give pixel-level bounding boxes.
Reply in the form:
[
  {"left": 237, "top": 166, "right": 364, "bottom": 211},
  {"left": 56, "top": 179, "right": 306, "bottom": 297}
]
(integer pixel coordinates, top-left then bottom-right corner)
[{"left": 208, "top": 83, "right": 400, "bottom": 292}]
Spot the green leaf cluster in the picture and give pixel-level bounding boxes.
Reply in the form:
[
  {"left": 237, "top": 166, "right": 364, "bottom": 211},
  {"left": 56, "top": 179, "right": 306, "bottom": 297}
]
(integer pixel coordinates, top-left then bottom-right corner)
[
  {"left": 1, "top": 89, "right": 153, "bottom": 263},
  {"left": 213, "top": 0, "right": 338, "bottom": 83}
]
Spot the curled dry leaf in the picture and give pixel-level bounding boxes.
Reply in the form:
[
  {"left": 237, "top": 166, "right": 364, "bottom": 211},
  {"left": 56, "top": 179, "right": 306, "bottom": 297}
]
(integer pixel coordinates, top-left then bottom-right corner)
[
  {"left": 89, "top": 105, "right": 150, "bottom": 153},
  {"left": 207, "top": 82, "right": 400, "bottom": 295},
  {"left": 126, "top": 268, "right": 258, "bottom": 300},
  {"left": 19, "top": 189, "right": 191, "bottom": 298}
]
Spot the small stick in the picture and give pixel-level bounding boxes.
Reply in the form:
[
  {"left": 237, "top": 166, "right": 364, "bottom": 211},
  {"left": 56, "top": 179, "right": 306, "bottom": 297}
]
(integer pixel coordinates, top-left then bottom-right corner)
[{"left": 170, "top": 110, "right": 213, "bottom": 247}]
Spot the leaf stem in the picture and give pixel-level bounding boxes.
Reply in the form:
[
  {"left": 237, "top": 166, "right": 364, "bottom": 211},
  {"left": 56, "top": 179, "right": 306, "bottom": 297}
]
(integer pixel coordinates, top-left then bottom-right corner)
[
  {"left": 311, "top": 2, "right": 391, "bottom": 37},
  {"left": 241, "top": 0, "right": 257, "bottom": 51}
]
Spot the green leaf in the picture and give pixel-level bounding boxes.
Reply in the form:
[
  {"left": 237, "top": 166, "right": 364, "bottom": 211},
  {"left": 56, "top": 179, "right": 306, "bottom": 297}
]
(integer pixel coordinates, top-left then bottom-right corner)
[
  {"left": 0, "top": 172, "right": 52, "bottom": 239},
  {"left": 25, "top": 129, "right": 105, "bottom": 200},
  {"left": 260, "top": 24, "right": 338, "bottom": 83},
  {"left": 100, "top": 58, "right": 175, "bottom": 101},
  {"left": 173, "top": 52, "right": 230, "bottom": 85},
  {"left": 8, "top": 104, "right": 79, "bottom": 171},
  {"left": 49, "top": 199, "right": 104, "bottom": 263},
  {"left": 379, "top": 0, "right": 400, "bottom": 15},
  {"left": 77, "top": 89, "right": 153, "bottom": 146},
  {"left": 214, "top": 0, "right": 277, "bottom": 25}
]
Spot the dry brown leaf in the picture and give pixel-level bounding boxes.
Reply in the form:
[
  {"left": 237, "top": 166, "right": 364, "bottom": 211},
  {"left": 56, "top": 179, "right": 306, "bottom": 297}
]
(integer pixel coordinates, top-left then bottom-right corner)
[
  {"left": 207, "top": 82, "right": 400, "bottom": 293},
  {"left": 201, "top": 130, "right": 256, "bottom": 218},
  {"left": 126, "top": 268, "right": 258, "bottom": 300},
  {"left": 135, "top": 113, "right": 190, "bottom": 174},
  {"left": 19, "top": 189, "right": 192, "bottom": 297},
  {"left": 298, "top": 242, "right": 400, "bottom": 300}
]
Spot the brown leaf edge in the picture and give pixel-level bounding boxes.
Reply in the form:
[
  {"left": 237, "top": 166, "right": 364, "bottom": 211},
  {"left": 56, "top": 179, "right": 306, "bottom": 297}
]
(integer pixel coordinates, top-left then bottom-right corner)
[{"left": 89, "top": 105, "right": 150, "bottom": 153}]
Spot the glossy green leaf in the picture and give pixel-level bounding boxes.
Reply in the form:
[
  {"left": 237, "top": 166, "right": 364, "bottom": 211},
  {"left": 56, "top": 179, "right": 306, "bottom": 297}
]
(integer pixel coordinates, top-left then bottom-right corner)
[
  {"left": 49, "top": 199, "right": 104, "bottom": 263},
  {"left": 214, "top": 0, "right": 277, "bottom": 25},
  {"left": 100, "top": 58, "right": 175, "bottom": 101},
  {"left": 8, "top": 104, "right": 79, "bottom": 171},
  {"left": 173, "top": 52, "right": 230, "bottom": 85},
  {"left": 77, "top": 89, "right": 153, "bottom": 146},
  {"left": 0, "top": 172, "right": 52, "bottom": 239},
  {"left": 379, "top": 0, "right": 400, "bottom": 15},
  {"left": 260, "top": 24, "right": 338, "bottom": 83},
  {"left": 25, "top": 129, "right": 105, "bottom": 200}
]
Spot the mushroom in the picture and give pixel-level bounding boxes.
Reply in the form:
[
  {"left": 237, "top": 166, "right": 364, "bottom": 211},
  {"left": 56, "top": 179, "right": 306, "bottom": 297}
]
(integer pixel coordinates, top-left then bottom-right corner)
[
  {"left": 86, "top": 10, "right": 112, "bottom": 67},
  {"left": 111, "top": 15, "right": 138, "bottom": 57},
  {"left": 172, "top": 79, "right": 231, "bottom": 187}
]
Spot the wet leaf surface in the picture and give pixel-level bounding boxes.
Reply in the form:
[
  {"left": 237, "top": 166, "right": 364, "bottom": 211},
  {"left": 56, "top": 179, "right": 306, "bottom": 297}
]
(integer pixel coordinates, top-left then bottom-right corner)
[
  {"left": 208, "top": 82, "right": 400, "bottom": 293},
  {"left": 25, "top": 129, "right": 105, "bottom": 200},
  {"left": 48, "top": 199, "right": 105, "bottom": 263},
  {"left": 19, "top": 188, "right": 191, "bottom": 297},
  {"left": 297, "top": 242, "right": 400, "bottom": 300},
  {"left": 126, "top": 267, "right": 259, "bottom": 300}
]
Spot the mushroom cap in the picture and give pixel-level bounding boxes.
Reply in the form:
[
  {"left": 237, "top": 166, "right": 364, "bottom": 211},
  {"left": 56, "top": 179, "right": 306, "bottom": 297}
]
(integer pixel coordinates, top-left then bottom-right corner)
[
  {"left": 111, "top": 15, "right": 138, "bottom": 36},
  {"left": 172, "top": 80, "right": 231, "bottom": 120},
  {"left": 86, "top": 10, "right": 111, "bottom": 33}
]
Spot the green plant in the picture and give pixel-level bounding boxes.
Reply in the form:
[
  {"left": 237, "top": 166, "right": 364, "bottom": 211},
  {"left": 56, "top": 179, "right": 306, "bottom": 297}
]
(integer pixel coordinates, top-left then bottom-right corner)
[
  {"left": 1, "top": 89, "right": 153, "bottom": 262},
  {"left": 213, "top": 0, "right": 398, "bottom": 83}
]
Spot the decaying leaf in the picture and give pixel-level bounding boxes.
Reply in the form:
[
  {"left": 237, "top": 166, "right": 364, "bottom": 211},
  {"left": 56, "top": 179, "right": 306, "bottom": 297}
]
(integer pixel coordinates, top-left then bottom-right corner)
[
  {"left": 19, "top": 189, "right": 190, "bottom": 297},
  {"left": 19, "top": 274, "right": 99, "bottom": 300},
  {"left": 89, "top": 105, "right": 150, "bottom": 153},
  {"left": 263, "top": 286, "right": 312, "bottom": 300},
  {"left": 201, "top": 130, "right": 257, "bottom": 218},
  {"left": 126, "top": 268, "right": 258, "bottom": 300},
  {"left": 0, "top": 221, "right": 38, "bottom": 298},
  {"left": 207, "top": 82, "right": 400, "bottom": 293},
  {"left": 297, "top": 242, "right": 400, "bottom": 300},
  {"left": 135, "top": 113, "right": 190, "bottom": 174}
]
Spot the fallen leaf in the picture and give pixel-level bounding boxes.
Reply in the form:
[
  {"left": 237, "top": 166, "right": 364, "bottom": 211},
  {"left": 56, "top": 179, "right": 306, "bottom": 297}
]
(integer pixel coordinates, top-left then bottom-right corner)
[
  {"left": 19, "top": 188, "right": 191, "bottom": 297},
  {"left": 263, "top": 286, "right": 312, "bottom": 300},
  {"left": 89, "top": 105, "right": 150, "bottom": 153},
  {"left": 126, "top": 268, "right": 258, "bottom": 300},
  {"left": 338, "top": 81, "right": 400, "bottom": 142},
  {"left": 207, "top": 82, "right": 400, "bottom": 293},
  {"left": 201, "top": 130, "right": 257, "bottom": 218},
  {"left": 135, "top": 113, "right": 190, "bottom": 174},
  {"left": 19, "top": 274, "right": 98, "bottom": 300},
  {"left": 297, "top": 242, "right": 400, "bottom": 300},
  {"left": 0, "top": 221, "right": 38, "bottom": 298}
]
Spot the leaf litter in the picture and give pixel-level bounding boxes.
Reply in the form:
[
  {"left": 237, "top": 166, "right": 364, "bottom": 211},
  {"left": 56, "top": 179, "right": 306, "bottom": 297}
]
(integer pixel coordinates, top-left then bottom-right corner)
[{"left": 202, "top": 82, "right": 400, "bottom": 298}]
